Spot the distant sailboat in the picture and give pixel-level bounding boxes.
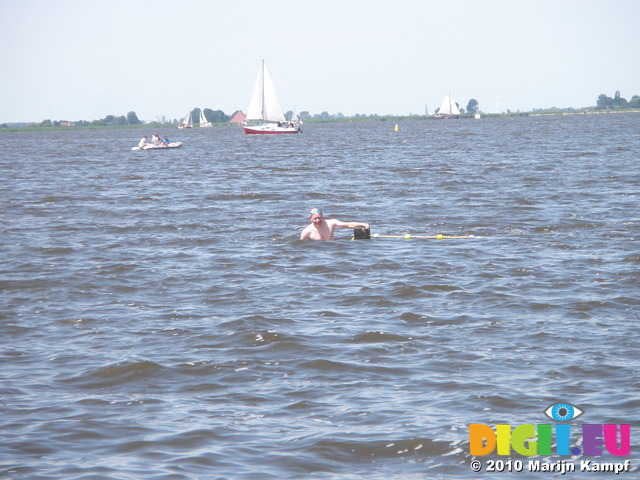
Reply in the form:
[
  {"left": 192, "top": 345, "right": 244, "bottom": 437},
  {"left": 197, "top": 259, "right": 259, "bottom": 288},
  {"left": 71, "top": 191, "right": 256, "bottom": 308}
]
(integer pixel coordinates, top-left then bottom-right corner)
[
  {"left": 199, "top": 109, "right": 212, "bottom": 128},
  {"left": 177, "top": 108, "right": 193, "bottom": 129},
  {"left": 434, "top": 95, "right": 461, "bottom": 119},
  {"left": 242, "top": 60, "right": 300, "bottom": 134}
]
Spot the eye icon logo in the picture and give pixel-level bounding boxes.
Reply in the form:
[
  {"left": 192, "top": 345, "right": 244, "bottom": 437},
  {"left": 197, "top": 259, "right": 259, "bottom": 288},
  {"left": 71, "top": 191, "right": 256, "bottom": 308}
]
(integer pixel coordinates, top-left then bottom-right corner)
[{"left": 544, "top": 402, "right": 584, "bottom": 422}]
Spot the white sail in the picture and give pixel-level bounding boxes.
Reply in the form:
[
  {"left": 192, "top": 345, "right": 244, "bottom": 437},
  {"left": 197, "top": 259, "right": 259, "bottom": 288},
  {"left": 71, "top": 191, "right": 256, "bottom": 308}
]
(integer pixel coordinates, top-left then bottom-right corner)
[
  {"left": 177, "top": 108, "right": 193, "bottom": 128},
  {"left": 450, "top": 99, "right": 461, "bottom": 115},
  {"left": 246, "top": 73, "right": 263, "bottom": 121},
  {"left": 438, "top": 96, "right": 460, "bottom": 116},
  {"left": 245, "top": 61, "right": 286, "bottom": 122},
  {"left": 199, "top": 109, "right": 212, "bottom": 127}
]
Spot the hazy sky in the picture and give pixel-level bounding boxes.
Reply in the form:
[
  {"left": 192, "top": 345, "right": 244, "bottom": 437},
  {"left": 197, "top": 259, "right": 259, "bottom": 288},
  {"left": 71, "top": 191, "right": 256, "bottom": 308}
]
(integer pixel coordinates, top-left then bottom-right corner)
[{"left": 1, "top": 0, "right": 638, "bottom": 123}]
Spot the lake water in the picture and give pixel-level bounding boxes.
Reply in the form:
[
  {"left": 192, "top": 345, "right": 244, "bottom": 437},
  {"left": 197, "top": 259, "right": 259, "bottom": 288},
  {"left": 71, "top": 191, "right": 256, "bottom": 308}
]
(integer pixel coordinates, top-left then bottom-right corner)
[{"left": 1, "top": 114, "right": 639, "bottom": 479}]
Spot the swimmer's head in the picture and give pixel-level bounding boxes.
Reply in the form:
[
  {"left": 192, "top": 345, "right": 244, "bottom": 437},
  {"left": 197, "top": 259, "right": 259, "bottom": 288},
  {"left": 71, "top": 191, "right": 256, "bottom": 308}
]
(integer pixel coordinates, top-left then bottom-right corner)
[{"left": 309, "top": 208, "right": 323, "bottom": 223}]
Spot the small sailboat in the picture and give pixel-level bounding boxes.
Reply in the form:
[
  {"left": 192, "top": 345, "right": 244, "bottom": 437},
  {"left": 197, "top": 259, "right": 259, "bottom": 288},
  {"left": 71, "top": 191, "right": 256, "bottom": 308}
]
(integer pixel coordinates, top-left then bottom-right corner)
[
  {"left": 199, "top": 109, "right": 212, "bottom": 128},
  {"left": 177, "top": 108, "right": 193, "bottom": 129},
  {"left": 242, "top": 60, "right": 300, "bottom": 134},
  {"left": 434, "top": 95, "right": 461, "bottom": 119}
]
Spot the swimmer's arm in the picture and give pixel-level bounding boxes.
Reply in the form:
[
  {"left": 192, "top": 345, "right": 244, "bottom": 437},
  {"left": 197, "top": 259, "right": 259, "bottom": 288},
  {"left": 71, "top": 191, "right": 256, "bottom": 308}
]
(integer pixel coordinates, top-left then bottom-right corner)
[{"left": 333, "top": 220, "right": 369, "bottom": 229}]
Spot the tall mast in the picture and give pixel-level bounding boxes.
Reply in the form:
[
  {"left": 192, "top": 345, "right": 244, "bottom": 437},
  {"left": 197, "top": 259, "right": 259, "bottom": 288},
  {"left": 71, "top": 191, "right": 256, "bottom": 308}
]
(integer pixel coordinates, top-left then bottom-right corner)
[{"left": 261, "top": 60, "right": 266, "bottom": 121}]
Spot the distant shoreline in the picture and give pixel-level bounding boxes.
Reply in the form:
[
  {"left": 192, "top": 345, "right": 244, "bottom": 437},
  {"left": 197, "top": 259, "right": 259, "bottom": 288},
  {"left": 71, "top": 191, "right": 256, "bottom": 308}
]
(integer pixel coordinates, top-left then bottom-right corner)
[
  {"left": 2, "top": 109, "right": 639, "bottom": 132},
  {"left": 528, "top": 109, "right": 640, "bottom": 117}
]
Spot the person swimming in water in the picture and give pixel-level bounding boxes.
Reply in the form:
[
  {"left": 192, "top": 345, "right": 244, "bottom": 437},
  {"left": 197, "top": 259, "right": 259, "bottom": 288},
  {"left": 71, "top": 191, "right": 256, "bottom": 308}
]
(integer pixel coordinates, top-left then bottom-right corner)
[{"left": 300, "top": 208, "right": 369, "bottom": 240}]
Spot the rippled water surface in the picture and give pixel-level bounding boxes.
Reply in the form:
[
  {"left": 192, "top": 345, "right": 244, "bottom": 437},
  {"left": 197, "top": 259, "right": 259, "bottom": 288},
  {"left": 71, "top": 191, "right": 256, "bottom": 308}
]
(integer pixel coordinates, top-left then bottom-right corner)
[{"left": 1, "top": 114, "right": 639, "bottom": 479}]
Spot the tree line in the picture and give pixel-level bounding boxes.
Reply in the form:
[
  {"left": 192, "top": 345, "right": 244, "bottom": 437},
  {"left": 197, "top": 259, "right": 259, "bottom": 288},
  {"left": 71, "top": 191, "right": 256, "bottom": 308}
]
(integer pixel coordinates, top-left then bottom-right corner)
[
  {"left": 10, "top": 90, "right": 640, "bottom": 129},
  {"left": 184, "top": 108, "right": 230, "bottom": 124},
  {"left": 34, "top": 111, "right": 141, "bottom": 127},
  {"left": 596, "top": 91, "right": 640, "bottom": 110}
]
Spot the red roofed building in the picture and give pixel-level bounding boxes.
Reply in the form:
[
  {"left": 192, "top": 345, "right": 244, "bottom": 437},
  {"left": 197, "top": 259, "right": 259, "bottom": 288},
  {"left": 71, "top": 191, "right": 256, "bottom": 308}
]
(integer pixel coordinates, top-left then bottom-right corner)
[{"left": 229, "top": 111, "right": 246, "bottom": 123}]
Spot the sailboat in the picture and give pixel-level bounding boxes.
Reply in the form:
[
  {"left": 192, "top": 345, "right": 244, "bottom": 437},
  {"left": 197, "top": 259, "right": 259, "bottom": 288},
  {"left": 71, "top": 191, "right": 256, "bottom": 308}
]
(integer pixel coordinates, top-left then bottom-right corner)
[
  {"left": 242, "top": 60, "right": 300, "bottom": 134},
  {"left": 199, "top": 109, "right": 212, "bottom": 127},
  {"left": 434, "top": 95, "right": 461, "bottom": 119},
  {"left": 177, "top": 108, "right": 193, "bottom": 129}
]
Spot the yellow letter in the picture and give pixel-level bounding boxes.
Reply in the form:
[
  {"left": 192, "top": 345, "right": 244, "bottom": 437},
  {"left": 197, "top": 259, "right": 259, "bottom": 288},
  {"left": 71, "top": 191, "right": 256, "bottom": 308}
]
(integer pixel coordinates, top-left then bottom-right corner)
[{"left": 496, "top": 424, "right": 511, "bottom": 455}]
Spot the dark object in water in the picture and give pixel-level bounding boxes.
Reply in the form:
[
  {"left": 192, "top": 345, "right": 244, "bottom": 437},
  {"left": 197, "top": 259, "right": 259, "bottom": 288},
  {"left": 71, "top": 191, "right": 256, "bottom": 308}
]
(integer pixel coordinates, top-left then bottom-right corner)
[{"left": 353, "top": 227, "right": 370, "bottom": 240}]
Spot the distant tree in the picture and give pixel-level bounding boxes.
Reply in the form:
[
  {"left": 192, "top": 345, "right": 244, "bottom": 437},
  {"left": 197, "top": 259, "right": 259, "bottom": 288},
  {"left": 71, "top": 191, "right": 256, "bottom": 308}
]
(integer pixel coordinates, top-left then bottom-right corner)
[
  {"left": 466, "top": 99, "right": 479, "bottom": 115},
  {"left": 299, "top": 111, "right": 311, "bottom": 120},
  {"left": 191, "top": 108, "right": 201, "bottom": 124},
  {"left": 613, "top": 90, "right": 628, "bottom": 109},
  {"left": 614, "top": 90, "right": 621, "bottom": 107},
  {"left": 208, "top": 109, "right": 229, "bottom": 122},
  {"left": 103, "top": 115, "right": 115, "bottom": 125},
  {"left": 40, "top": 119, "right": 53, "bottom": 127},
  {"left": 630, "top": 95, "right": 640, "bottom": 108},
  {"left": 596, "top": 94, "right": 614, "bottom": 110},
  {"left": 127, "top": 111, "right": 140, "bottom": 125}
]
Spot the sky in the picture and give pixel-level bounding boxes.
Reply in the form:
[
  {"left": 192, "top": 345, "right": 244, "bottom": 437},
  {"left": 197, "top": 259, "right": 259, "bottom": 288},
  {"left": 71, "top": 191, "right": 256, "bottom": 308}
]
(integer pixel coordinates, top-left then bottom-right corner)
[{"left": 1, "top": 0, "right": 638, "bottom": 123}]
